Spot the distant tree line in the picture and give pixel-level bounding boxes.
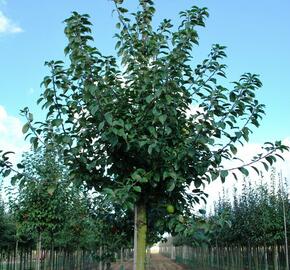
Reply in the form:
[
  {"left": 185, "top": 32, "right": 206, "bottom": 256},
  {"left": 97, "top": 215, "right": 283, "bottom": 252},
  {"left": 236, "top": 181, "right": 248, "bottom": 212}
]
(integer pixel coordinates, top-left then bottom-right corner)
[
  {"left": 161, "top": 169, "right": 290, "bottom": 270},
  {"left": 0, "top": 147, "right": 134, "bottom": 270}
]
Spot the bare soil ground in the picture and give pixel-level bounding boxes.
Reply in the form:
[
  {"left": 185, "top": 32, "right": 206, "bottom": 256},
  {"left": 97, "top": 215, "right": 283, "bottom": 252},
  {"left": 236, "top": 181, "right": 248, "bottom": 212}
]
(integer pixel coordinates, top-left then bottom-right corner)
[{"left": 112, "top": 254, "right": 189, "bottom": 270}]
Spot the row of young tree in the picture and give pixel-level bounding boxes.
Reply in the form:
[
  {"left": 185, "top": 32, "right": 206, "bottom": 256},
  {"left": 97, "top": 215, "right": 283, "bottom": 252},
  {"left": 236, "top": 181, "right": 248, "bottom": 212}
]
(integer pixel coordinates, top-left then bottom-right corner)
[
  {"left": 212, "top": 170, "right": 288, "bottom": 248},
  {"left": 0, "top": 148, "right": 133, "bottom": 270},
  {"left": 163, "top": 170, "right": 290, "bottom": 270}
]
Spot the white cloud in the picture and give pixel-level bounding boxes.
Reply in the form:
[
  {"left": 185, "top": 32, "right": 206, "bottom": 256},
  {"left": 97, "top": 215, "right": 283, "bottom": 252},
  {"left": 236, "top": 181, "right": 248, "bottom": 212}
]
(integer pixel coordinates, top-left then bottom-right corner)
[
  {"left": 0, "top": 105, "right": 29, "bottom": 196},
  {"left": 0, "top": 106, "right": 23, "bottom": 145},
  {"left": 203, "top": 139, "right": 290, "bottom": 211},
  {"left": 0, "top": 11, "right": 22, "bottom": 34},
  {"left": 0, "top": 105, "right": 28, "bottom": 160}
]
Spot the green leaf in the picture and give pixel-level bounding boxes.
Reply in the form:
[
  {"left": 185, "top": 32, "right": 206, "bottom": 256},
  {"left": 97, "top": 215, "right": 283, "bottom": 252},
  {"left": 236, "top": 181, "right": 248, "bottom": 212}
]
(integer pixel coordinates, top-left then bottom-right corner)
[
  {"left": 148, "top": 144, "right": 155, "bottom": 155},
  {"left": 118, "top": 7, "right": 128, "bottom": 13},
  {"left": 232, "top": 172, "right": 238, "bottom": 181},
  {"left": 113, "top": 119, "right": 124, "bottom": 127},
  {"left": 51, "top": 119, "right": 63, "bottom": 127},
  {"left": 166, "top": 180, "right": 176, "bottom": 192},
  {"left": 251, "top": 166, "right": 260, "bottom": 175},
  {"left": 91, "top": 105, "right": 99, "bottom": 115},
  {"left": 220, "top": 170, "right": 228, "bottom": 179},
  {"left": 125, "top": 123, "right": 132, "bottom": 130},
  {"left": 103, "top": 188, "right": 115, "bottom": 198},
  {"left": 230, "top": 144, "right": 237, "bottom": 155},
  {"left": 30, "top": 137, "right": 39, "bottom": 150},
  {"left": 230, "top": 91, "right": 237, "bottom": 102},
  {"left": 163, "top": 171, "right": 177, "bottom": 180},
  {"left": 133, "top": 186, "right": 141, "bottom": 192},
  {"left": 22, "top": 123, "right": 30, "bottom": 134},
  {"left": 138, "top": 141, "right": 147, "bottom": 148},
  {"left": 148, "top": 126, "right": 157, "bottom": 138},
  {"left": 145, "top": 95, "right": 154, "bottom": 104},
  {"left": 265, "top": 156, "right": 274, "bottom": 165},
  {"left": 210, "top": 171, "right": 219, "bottom": 181},
  {"left": 115, "top": 40, "right": 121, "bottom": 49},
  {"left": 28, "top": 113, "right": 34, "bottom": 121},
  {"left": 98, "top": 121, "right": 105, "bottom": 131},
  {"left": 165, "top": 126, "right": 172, "bottom": 135},
  {"left": 43, "top": 77, "right": 52, "bottom": 87},
  {"left": 158, "top": 115, "right": 167, "bottom": 125},
  {"left": 3, "top": 170, "right": 11, "bottom": 177},
  {"left": 104, "top": 112, "right": 113, "bottom": 126},
  {"left": 17, "top": 163, "right": 25, "bottom": 169},
  {"left": 238, "top": 167, "right": 249, "bottom": 176},
  {"left": 62, "top": 135, "right": 71, "bottom": 144},
  {"left": 47, "top": 186, "right": 56, "bottom": 195},
  {"left": 199, "top": 209, "right": 206, "bottom": 215},
  {"left": 175, "top": 223, "right": 185, "bottom": 233},
  {"left": 10, "top": 175, "right": 18, "bottom": 186},
  {"left": 275, "top": 153, "right": 285, "bottom": 161},
  {"left": 262, "top": 161, "right": 269, "bottom": 171}
]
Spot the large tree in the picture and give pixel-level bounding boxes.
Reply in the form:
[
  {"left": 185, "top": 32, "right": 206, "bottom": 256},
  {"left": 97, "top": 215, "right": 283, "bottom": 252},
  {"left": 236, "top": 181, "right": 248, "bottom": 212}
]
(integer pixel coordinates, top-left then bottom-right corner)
[{"left": 1, "top": 1, "right": 288, "bottom": 269}]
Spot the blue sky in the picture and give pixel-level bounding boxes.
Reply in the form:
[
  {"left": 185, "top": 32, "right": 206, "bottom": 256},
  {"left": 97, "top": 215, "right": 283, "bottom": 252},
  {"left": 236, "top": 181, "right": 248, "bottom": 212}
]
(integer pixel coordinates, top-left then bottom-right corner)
[
  {"left": 0, "top": 0, "right": 290, "bottom": 203},
  {"left": 0, "top": 0, "right": 289, "bottom": 144}
]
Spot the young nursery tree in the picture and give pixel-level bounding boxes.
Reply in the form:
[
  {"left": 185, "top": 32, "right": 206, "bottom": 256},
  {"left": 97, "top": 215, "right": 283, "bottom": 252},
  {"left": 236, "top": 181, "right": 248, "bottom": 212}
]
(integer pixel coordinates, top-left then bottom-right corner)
[
  {"left": 4, "top": 146, "right": 69, "bottom": 270},
  {"left": 1, "top": 1, "right": 288, "bottom": 269}
]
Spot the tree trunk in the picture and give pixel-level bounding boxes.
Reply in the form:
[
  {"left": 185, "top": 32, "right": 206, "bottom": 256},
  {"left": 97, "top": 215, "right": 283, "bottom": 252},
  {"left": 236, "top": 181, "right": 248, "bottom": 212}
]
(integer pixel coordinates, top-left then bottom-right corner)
[
  {"left": 7, "top": 251, "right": 10, "bottom": 270},
  {"left": 282, "top": 192, "right": 289, "bottom": 270},
  {"left": 171, "top": 245, "right": 175, "bottom": 261},
  {"left": 36, "top": 234, "right": 42, "bottom": 270},
  {"left": 274, "top": 244, "right": 279, "bottom": 270},
  {"left": 264, "top": 245, "right": 268, "bottom": 270},
  {"left": 14, "top": 240, "right": 18, "bottom": 270},
  {"left": 49, "top": 240, "right": 54, "bottom": 270},
  {"left": 120, "top": 247, "right": 124, "bottom": 270},
  {"left": 77, "top": 248, "right": 81, "bottom": 270},
  {"left": 30, "top": 249, "right": 33, "bottom": 270},
  {"left": 216, "top": 240, "right": 219, "bottom": 268},
  {"left": 133, "top": 202, "right": 147, "bottom": 270},
  {"left": 210, "top": 247, "right": 214, "bottom": 267},
  {"left": 99, "top": 246, "right": 103, "bottom": 270},
  {"left": 19, "top": 249, "right": 23, "bottom": 270},
  {"left": 247, "top": 244, "right": 251, "bottom": 269},
  {"left": 254, "top": 246, "right": 259, "bottom": 270}
]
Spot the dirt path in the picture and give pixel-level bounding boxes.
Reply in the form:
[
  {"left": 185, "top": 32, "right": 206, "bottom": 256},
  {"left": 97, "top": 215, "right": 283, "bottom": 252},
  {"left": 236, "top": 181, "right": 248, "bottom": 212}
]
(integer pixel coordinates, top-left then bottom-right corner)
[{"left": 112, "top": 254, "right": 189, "bottom": 270}]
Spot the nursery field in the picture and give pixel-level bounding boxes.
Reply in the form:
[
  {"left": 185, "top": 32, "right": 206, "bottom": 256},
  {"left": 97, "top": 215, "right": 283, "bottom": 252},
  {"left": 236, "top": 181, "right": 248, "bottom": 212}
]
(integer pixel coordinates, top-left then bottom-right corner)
[{"left": 0, "top": 0, "right": 289, "bottom": 270}]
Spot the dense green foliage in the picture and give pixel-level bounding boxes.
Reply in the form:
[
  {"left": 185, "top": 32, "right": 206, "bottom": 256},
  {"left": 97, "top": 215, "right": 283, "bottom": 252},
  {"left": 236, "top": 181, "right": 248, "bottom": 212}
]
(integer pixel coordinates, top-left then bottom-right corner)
[
  {"left": 210, "top": 170, "right": 289, "bottom": 247},
  {"left": 161, "top": 171, "right": 290, "bottom": 269},
  {"left": 1, "top": 147, "right": 134, "bottom": 269},
  {"left": 0, "top": 200, "right": 16, "bottom": 251},
  {"left": 170, "top": 170, "right": 289, "bottom": 248},
  {"left": 0, "top": 1, "right": 289, "bottom": 269}
]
